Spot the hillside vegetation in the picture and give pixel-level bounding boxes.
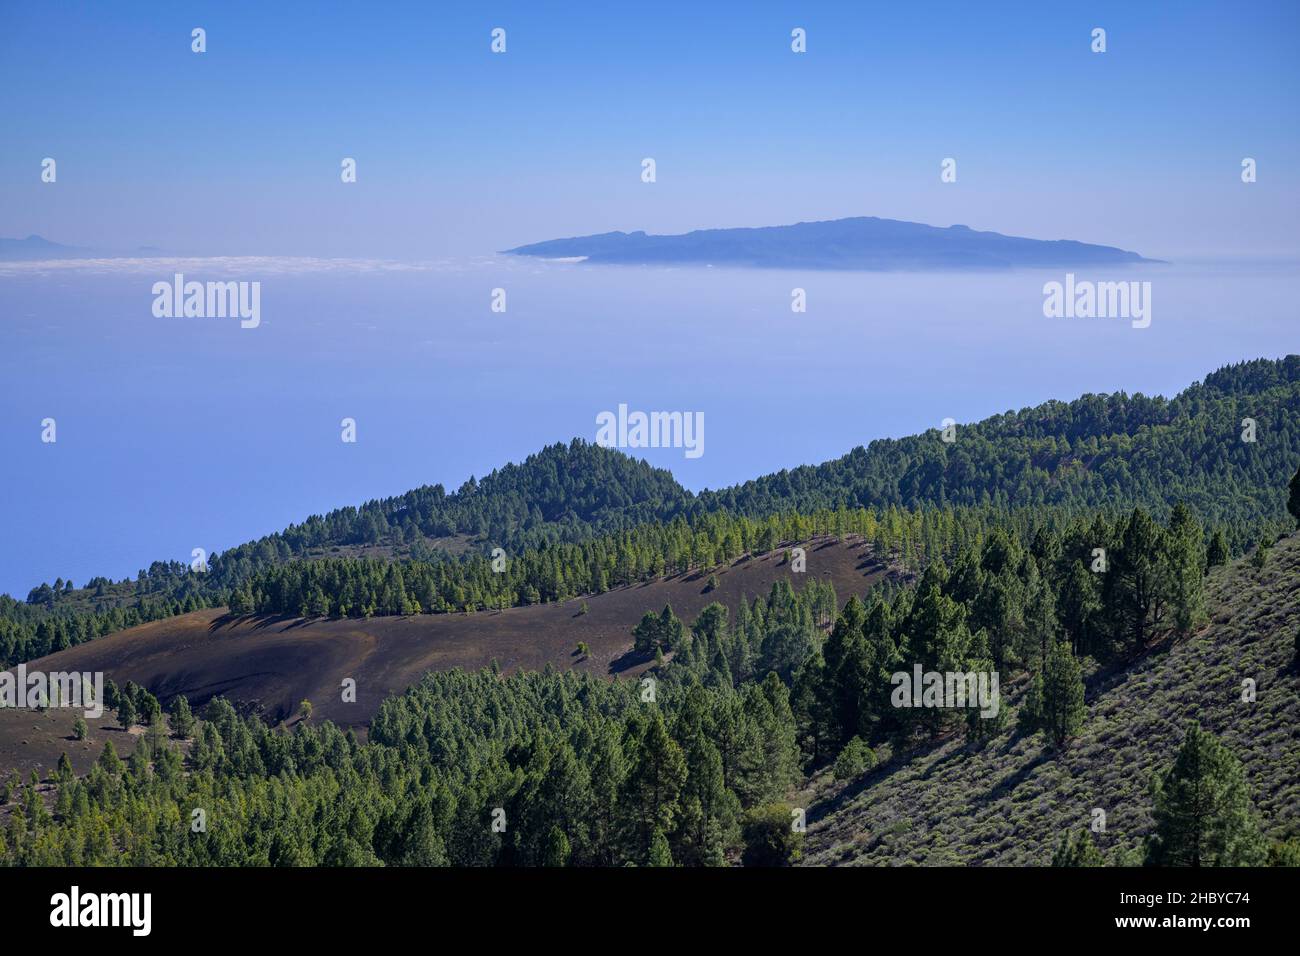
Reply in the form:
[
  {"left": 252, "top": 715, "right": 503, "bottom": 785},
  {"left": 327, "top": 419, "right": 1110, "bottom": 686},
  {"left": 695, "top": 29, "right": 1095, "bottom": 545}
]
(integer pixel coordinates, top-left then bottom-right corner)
[
  {"left": 7, "top": 487, "right": 1295, "bottom": 866},
  {"left": 705, "top": 356, "right": 1300, "bottom": 538},
  {"left": 800, "top": 532, "right": 1300, "bottom": 865},
  {"left": 4, "top": 537, "right": 883, "bottom": 735},
  {"left": 4, "top": 357, "right": 1297, "bottom": 668}
]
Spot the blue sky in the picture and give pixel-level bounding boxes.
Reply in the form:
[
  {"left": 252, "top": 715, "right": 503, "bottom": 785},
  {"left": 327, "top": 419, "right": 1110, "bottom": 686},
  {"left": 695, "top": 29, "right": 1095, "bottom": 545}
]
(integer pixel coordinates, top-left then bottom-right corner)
[
  {"left": 1, "top": 2, "right": 1298, "bottom": 598},
  {"left": 2, "top": 0, "right": 1298, "bottom": 259}
]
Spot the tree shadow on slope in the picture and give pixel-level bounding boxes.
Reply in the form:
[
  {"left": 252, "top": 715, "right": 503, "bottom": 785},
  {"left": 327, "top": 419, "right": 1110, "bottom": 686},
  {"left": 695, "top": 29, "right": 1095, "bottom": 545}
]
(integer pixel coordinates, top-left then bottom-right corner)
[
  {"left": 806, "top": 744, "right": 935, "bottom": 826},
  {"left": 979, "top": 746, "right": 1055, "bottom": 805},
  {"left": 208, "top": 613, "right": 307, "bottom": 634},
  {"left": 607, "top": 648, "right": 655, "bottom": 676}
]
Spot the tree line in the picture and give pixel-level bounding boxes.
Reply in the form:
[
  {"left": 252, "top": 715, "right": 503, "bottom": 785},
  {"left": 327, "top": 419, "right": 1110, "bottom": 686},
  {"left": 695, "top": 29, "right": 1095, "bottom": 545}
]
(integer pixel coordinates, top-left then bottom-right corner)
[
  {"left": 5, "top": 356, "right": 1295, "bottom": 665},
  {"left": 4, "top": 493, "right": 1296, "bottom": 866},
  {"left": 2, "top": 670, "right": 804, "bottom": 867}
]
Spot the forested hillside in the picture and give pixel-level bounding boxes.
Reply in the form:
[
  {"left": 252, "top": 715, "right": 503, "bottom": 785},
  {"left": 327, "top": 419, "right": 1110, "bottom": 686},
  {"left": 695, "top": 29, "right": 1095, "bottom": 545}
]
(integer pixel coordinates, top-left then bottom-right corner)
[
  {"left": 703, "top": 357, "right": 1300, "bottom": 541},
  {"left": 7, "top": 493, "right": 1295, "bottom": 866},
  {"left": 801, "top": 531, "right": 1300, "bottom": 866},
  {"left": 3, "top": 357, "right": 1297, "bottom": 669}
]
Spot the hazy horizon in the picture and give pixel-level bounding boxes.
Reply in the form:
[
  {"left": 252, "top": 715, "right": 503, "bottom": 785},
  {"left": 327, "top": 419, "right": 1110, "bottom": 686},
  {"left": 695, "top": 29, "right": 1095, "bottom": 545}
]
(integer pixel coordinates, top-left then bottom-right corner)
[
  {"left": 3, "top": 2, "right": 1299, "bottom": 261},
  {"left": 2, "top": 255, "right": 1296, "bottom": 598},
  {"left": 3, "top": 0, "right": 1299, "bottom": 595}
]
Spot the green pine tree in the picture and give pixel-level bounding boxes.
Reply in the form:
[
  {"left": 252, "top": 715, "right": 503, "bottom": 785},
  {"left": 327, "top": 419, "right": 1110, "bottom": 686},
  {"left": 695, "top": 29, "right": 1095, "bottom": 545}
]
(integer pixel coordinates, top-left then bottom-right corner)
[
  {"left": 1051, "top": 829, "right": 1105, "bottom": 866},
  {"left": 97, "top": 739, "right": 122, "bottom": 776},
  {"left": 116, "top": 693, "right": 137, "bottom": 731},
  {"left": 647, "top": 827, "right": 673, "bottom": 867},
  {"left": 1144, "top": 722, "right": 1267, "bottom": 866},
  {"left": 1289, "top": 463, "right": 1300, "bottom": 528},
  {"left": 740, "top": 803, "right": 803, "bottom": 866},
  {"left": 1039, "top": 640, "right": 1087, "bottom": 748},
  {"left": 170, "top": 694, "right": 195, "bottom": 739},
  {"left": 1206, "top": 528, "right": 1230, "bottom": 568},
  {"left": 622, "top": 710, "right": 687, "bottom": 856},
  {"left": 542, "top": 825, "right": 570, "bottom": 867},
  {"left": 1165, "top": 503, "right": 1206, "bottom": 636}
]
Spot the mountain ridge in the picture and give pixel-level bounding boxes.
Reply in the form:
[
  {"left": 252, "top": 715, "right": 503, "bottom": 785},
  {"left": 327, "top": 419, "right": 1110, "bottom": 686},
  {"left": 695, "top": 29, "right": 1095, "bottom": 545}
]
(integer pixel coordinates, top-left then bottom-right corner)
[
  {"left": 3, "top": 356, "right": 1296, "bottom": 667},
  {"left": 0, "top": 234, "right": 90, "bottom": 260},
  {"left": 505, "top": 216, "right": 1160, "bottom": 270}
]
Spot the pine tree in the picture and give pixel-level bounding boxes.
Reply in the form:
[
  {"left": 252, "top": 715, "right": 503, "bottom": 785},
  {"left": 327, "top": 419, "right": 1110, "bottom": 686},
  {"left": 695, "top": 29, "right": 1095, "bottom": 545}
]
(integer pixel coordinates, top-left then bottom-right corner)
[
  {"left": 1144, "top": 722, "right": 1267, "bottom": 866},
  {"left": 756, "top": 673, "right": 802, "bottom": 795},
  {"left": 832, "top": 737, "right": 876, "bottom": 781},
  {"left": 587, "top": 720, "right": 627, "bottom": 866},
  {"left": 632, "top": 611, "right": 659, "bottom": 654},
  {"left": 647, "top": 827, "right": 673, "bottom": 867},
  {"left": 542, "top": 825, "right": 570, "bottom": 867},
  {"left": 821, "top": 597, "right": 872, "bottom": 748},
  {"left": 1052, "top": 829, "right": 1105, "bottom": 866},
  {"left": 1018, "top": 670, "right": 1044, "bottom": 736},
  {"left": 1165, "top": 503, "right": 1205, "bottom": 636},
  {"left": 1058, "top": 560, "right": 1101, "bottom": 656},
  {"left": 740, "top": 803, "right": 803, "bottom": 866},
  {"left": 622, "top": 710, "right": 687, "bottom": 857},
  {"left": 97, "top": 740, "right": 122, "bottom": 776},
  {"left": 1206, "top": 528, "right": 1230, "bottom": 568},
  {"left": 1289, "top": 463, "right": 1300, "bottom": 528},
  {"left": 1105, "top": 508, "right": 1166, "bottom": 653},
  {"left": 901, "top": 583, "right": 972, "bottom": 739},
  {"left": 1039, "top": 640, "right": 1086, "bottom": 748},
  {"left": 674, "top": 688, "right": 740, "bottom": 865},
  {"left": 228, "top": 588, "right": 251, "bottom": 615},
  {"left": 658, "top": 604, "right": 685, "bottom": 652},
  {"left": 790, "top": 653, "right": 830, "bottom": 765},
  {"left": 170, "top": 694, "right": 195, "bottom": 739},
  {"left": 72, "top": 716, "right": 88, "bottom": 741},
  {"left": 116, "top": 693, "right": 137, "bottom": 731}
]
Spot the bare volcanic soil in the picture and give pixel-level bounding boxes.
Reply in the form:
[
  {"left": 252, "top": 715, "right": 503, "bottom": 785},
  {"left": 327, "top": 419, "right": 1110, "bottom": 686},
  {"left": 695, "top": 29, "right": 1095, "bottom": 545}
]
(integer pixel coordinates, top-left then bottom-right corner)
[{"left": 0, "top": 537, "right": 886, "bottom": 779}]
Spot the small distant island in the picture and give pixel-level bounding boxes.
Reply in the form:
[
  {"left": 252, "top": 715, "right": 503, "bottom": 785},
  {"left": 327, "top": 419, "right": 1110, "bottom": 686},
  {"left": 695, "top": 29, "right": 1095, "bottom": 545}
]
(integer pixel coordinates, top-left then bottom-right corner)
[
  {"left": 504, "top": 216, "right": 1158, "bottom": 270},
  {"left": 0, "top": 235, "right": 88, "bottom": 260},
  {"left": 0, "top": 236, "right": 168, "bottom": 261}
]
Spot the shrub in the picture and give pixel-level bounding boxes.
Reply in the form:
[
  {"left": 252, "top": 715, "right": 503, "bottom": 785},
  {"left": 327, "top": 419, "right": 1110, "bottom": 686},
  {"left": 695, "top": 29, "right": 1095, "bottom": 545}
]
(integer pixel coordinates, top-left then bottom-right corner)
[
  {"left": 833, "top": 736, "right": 877, "bottom": 781},
  {"left": 741, "top": 803, "right": 804, "bottom": 867}
]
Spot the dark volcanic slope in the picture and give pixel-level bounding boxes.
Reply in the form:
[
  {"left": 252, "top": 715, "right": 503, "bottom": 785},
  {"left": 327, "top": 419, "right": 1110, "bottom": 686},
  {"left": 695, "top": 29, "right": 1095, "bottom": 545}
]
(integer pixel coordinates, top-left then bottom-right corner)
[
  {"left": 7, "top": 538, "right": 885, "bottom": 752},
  {"left": 505, "top": 216, "right": 1156, "bottom": 270}
]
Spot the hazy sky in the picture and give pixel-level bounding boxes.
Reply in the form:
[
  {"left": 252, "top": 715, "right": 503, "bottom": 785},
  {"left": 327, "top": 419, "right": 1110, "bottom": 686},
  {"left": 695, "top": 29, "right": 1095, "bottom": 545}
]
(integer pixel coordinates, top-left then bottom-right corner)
[
  {"left": 2, "top": 1, "right": 1298, "bottom": 260},
  {"left": 1, "top": 2, "right": 1298, "bottom": 598}
]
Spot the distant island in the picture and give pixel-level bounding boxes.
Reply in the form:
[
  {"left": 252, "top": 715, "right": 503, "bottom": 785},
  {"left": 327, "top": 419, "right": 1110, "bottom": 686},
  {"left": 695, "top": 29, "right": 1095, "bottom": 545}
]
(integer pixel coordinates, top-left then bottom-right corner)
[
  {"left": 504, "top": 216, "right": 1159, "bottom": 270},
  {"left": 0, "top": 235, "right": 171, "bottom": 261},
  {"left": 0, "top": 235, "right": 89, "bottom": 260}
]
